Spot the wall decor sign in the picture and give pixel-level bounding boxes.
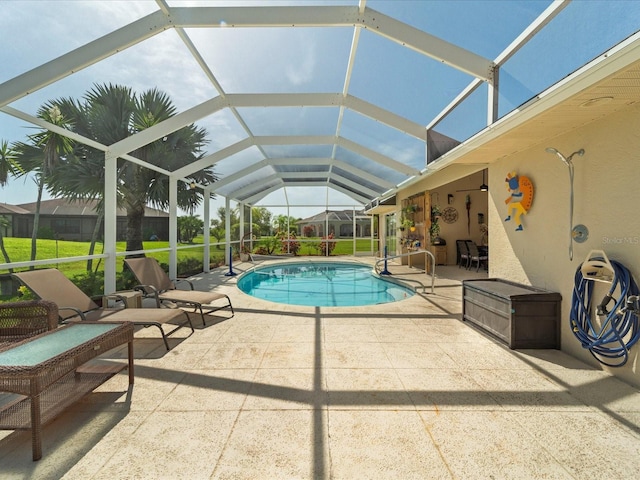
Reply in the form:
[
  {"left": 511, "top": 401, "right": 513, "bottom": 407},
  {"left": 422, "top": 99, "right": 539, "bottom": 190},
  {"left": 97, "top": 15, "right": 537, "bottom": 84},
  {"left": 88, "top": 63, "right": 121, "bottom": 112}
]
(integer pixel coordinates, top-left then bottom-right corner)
[
  {"left": 441, "top": 207, "right": 458, "bottom": 224},
  {"left": 504, "top": 172, "right": 534, "bottom": 231}
]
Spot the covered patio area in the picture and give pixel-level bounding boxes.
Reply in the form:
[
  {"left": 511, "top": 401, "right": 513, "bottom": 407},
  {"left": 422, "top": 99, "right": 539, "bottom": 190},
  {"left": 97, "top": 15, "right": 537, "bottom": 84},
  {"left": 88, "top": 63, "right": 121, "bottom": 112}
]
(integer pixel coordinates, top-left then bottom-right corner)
[{"left": 2, "top": 262, "right": 639, "bottom": 478}]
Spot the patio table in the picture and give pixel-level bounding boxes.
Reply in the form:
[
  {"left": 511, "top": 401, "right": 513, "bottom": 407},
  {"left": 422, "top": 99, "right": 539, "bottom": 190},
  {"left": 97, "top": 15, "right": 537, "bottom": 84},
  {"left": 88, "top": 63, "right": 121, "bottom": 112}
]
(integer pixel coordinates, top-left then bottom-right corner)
[{"left": 0, "top": 322, "right": 134, "bottom": 460}]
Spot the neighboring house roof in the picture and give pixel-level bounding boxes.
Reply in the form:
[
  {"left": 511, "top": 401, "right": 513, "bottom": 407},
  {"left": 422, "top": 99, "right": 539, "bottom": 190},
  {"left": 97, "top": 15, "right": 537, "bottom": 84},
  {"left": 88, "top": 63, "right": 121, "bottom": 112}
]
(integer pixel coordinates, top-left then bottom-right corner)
[
  {"left": 0, "top": 203, "right": 30, "bottom": 215},
  {"left": 300, "top": 209, "right": 366, "bottom": 223},
  {"left": 15, "top": 199, "right": 169, "bottom": 217}
]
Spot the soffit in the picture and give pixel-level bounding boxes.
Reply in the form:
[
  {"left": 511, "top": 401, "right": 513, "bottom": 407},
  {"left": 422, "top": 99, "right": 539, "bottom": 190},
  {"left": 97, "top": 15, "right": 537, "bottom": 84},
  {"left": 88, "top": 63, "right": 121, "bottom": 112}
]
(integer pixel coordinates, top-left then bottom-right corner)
[{"left": 429, "top": 46, "right": 640, "bottom": 170}]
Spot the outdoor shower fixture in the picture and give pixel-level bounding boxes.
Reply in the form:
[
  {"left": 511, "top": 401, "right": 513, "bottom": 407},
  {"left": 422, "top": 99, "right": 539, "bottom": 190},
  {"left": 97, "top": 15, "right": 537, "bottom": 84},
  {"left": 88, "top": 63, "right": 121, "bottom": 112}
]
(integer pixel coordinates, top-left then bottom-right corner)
[{"left": 545, "top": 147, "right": 587, "bottom": 260}]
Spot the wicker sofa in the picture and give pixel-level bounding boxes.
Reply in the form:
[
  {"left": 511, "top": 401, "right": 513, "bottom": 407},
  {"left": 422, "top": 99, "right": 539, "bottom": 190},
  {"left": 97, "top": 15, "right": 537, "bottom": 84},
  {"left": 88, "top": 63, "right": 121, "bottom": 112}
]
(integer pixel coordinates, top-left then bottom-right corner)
[{"left": 0, "top": 300, "right": 59, "bottom": 347}]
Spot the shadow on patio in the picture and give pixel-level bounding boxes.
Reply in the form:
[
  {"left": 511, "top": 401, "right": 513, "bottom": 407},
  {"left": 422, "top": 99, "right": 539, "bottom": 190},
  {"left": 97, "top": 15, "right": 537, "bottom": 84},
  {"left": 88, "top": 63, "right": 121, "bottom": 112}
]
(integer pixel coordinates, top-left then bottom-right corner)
[{"left": 1, "top": 261, "right": 639, "bottom": 479}]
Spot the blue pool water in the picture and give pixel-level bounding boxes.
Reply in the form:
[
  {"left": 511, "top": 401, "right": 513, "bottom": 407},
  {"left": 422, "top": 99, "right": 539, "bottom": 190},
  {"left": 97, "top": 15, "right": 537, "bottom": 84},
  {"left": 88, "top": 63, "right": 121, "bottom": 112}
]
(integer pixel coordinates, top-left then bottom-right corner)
[{"left": 237, "top": 261, "right": 414, "bottom": 307}]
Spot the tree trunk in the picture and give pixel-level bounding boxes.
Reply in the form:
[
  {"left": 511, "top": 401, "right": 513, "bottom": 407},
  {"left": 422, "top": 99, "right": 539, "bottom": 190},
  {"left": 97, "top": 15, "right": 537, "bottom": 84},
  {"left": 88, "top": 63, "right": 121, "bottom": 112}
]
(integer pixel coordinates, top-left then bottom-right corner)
[
  {"left": 87, "top": 211, "right": 104, "bottom": 271},
  {"left": 126, "top": 203, "right": 145, "bottom": 254},
  {"left": 0, "top": 232, "right": 13, "bottom": 274},
  {"left": 30, "top": 179, "right": 44, "bottom": 269}
]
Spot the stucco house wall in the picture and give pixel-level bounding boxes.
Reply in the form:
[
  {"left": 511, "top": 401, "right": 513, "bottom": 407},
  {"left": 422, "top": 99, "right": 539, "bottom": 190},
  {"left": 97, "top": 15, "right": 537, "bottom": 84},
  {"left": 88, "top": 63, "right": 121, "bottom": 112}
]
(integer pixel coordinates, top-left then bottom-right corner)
[
  {"left": 487, "top": 104, "right": 640, "bottom": 386},
  {"left": 393, "top": 103, "right": 640, "bottom": 387}
]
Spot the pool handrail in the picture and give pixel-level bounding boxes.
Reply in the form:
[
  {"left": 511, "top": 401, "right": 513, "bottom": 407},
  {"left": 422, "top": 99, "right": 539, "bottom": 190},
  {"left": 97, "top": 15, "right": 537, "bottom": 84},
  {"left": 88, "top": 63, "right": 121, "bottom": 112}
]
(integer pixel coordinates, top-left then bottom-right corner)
[{"left": 374, "top": 250, "right": 436, "bottom": 294}]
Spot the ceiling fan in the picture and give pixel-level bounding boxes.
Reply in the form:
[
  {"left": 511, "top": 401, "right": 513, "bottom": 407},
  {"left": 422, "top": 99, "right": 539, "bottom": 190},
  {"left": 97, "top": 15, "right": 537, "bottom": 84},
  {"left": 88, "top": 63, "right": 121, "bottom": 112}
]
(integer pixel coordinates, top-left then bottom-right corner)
[{"left": 457, "top": 169, "right": 488, "bottom": 192}]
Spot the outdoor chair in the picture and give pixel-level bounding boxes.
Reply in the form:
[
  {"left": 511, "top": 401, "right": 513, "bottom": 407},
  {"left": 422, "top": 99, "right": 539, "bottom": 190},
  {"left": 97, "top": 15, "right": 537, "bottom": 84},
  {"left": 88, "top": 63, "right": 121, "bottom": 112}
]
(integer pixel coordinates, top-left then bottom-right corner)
[
  {"left": 466, "top": 242, "right": 488, "bottom": 272},
  {"left": 457, "top": 240, "right": 471, "bottom": 269},
  {"left": 12, "top": 269, "right": 193, "bottom": 350},
  {"left": 124, "top": 257, "right": 234, "bottom": 326},
  {"left": 0, "top": 300, "right": 59, "bottom": 347}
]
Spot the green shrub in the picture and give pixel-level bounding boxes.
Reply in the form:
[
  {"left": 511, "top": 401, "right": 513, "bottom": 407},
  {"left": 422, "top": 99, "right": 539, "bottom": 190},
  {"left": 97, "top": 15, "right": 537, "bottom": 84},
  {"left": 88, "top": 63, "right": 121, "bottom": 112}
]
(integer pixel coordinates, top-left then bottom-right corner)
[
  {"left": 71, "top": 271, "right": 105, "bottom": 297},
  {"left": 70, "top": 270, "right": 138, "bottom": 297},
  {"left": 17, "top": 285, "right": 36, "bottom": 300},
  {"left": 177, "top": 257, "right": 203, "bottom": 277},
  {"left": 117, "top": 267, "right": 137, "bottom": 291},
  {"left": 158, "top": 257, "right": 203, "bottom": 278},
  {"left": 37, "top": 226, "right": 56, "bottom": 240},
  {"left": 258, "top": 236, "right": 281, "bottom": 255}
]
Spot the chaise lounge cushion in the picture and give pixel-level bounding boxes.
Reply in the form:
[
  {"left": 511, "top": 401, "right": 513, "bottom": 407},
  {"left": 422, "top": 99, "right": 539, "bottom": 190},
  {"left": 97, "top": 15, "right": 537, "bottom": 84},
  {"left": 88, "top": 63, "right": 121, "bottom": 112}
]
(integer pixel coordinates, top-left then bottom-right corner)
[
  {"left": 12, "top": 269, "right": 193, "bottom": 350},
  {"left": 124, "top": 257, "right": 234, "bottom": 326}
]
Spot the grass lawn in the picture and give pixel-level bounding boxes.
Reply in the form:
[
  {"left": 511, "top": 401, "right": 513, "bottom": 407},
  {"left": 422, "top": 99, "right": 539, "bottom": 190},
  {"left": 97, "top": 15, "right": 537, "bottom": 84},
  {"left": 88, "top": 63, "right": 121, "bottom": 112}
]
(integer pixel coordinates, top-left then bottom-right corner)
[
  {"left": 0, "top": 237, "right": 226, "bottom": 278},
  {"left": 0, "top": 235, "right": 381, "bottom": 278},
  {"left": 0, "top": 236, "right": 384, "bottom": 301}
]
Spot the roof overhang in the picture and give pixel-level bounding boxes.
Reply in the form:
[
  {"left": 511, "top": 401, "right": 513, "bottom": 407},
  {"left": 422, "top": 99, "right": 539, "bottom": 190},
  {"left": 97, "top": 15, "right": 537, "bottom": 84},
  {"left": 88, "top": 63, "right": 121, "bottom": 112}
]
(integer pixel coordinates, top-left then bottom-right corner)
[{"left": 380, "top": 30, "right": 640, "bottom": 195}]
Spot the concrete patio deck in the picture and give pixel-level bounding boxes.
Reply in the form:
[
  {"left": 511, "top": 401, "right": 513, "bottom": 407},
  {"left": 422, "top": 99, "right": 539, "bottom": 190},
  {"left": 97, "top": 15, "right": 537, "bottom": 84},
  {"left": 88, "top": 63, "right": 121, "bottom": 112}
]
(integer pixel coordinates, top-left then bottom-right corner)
[{"left": 1, "top": 259, "right": 640, "bottom": 479}]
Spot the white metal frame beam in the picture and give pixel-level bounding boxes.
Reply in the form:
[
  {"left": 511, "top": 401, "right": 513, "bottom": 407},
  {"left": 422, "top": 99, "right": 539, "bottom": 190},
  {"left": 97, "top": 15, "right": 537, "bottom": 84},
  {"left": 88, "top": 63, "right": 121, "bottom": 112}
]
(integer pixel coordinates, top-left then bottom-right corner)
[
  {"left": 211, "top": 157, "right": 394, "bottom": 193},
  {"left": 337, "top": 138, "right": 419, "bottom": 176},
  {"left": 0, "top": 0, "right": 498, "bottom": 230},
  {"left": 0, "top": 10, "right": 170, "bottom": 107},
  {"left": 106, "top": 92, "right": 425, "bottom": 165},
  {"left": 172, "top": 138, "right": 254, "bottom": 178},
  {"left": 232, "top": 175, "right": 280, "bottom": 199},
  {"left": 242, "top": 184, "right": 283, "bottom": 206},
  {"left": 0, "top": 105, "right": 172, "bottom": 175},
  {"left": 426, "top": 0, "right": 570, "bottom": 131},
  {"left": 272, "top": 171, "right": 381, "bottom": 198},
  {"left": 168, "top": 5, "right": 493, "bottom": 80}
]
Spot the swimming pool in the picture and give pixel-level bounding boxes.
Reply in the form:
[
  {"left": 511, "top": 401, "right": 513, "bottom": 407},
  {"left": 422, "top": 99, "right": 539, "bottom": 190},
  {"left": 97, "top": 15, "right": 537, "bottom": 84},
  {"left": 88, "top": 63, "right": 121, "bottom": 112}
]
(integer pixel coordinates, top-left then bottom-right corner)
[{"left": 237, "top": 261, "right": 414, "bottom": 307}]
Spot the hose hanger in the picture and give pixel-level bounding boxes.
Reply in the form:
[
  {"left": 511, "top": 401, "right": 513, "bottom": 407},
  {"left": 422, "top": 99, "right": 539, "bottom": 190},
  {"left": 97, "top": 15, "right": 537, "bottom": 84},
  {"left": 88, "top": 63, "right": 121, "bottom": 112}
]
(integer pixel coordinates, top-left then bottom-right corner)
[
  {"left": 581, "top": 250, "right": 615, "bottom": 283},
  {"left": 570, "top": 251, "right": 640, "bottom": 367}
]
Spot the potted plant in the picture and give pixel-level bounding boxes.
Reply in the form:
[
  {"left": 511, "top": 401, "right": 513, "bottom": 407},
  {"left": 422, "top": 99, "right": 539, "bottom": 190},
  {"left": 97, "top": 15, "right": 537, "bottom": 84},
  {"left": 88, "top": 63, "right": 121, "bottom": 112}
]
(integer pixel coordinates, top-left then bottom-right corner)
[
  {"left": 400, "top": 216, "right": 414, "bottom": 231},
  {"left": 431, "top": 204, "right": 442, "bottom": 221},
  {"left": 429, "top": 221, "right": 441, "bottom": 243},
  {"left": 404, "top": 204, "right": 418, "bottom": 214},
  {"left": 430, "top": 204, "right": 442, "bottom": 243}
]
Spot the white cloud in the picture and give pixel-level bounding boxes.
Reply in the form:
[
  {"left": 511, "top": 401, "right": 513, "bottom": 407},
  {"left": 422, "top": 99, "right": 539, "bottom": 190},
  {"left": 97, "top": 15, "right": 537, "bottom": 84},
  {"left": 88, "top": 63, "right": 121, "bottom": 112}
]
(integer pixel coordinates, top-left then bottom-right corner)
[{"left": 285, "top": 42, "right": 317, "bottom": 86}]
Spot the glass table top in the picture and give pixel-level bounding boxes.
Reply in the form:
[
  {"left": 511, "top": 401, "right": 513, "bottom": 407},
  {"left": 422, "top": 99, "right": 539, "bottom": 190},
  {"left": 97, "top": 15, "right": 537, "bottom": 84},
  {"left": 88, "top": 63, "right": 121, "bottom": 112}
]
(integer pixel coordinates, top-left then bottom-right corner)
[{"left": 0, "top": 323, "right": 120, "bottom": 367}]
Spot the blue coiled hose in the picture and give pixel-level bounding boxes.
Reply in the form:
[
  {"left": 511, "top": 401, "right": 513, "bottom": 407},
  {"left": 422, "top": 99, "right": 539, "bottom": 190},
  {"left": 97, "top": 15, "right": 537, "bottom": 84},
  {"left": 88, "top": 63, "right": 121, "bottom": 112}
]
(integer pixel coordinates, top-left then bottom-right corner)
[{"left": 570, "top": 259, "right": 640, "bottom": 367}]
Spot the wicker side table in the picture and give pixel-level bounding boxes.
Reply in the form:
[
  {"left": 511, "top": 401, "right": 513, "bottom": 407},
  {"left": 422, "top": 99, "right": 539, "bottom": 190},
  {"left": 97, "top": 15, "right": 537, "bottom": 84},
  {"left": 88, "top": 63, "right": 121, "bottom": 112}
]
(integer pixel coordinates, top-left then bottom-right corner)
[
  {"left": 0, "top": 322, "right": 134, "bottom": 460},
  {"left": 0, "top": 300, "right": 59, "bottom": 347}
]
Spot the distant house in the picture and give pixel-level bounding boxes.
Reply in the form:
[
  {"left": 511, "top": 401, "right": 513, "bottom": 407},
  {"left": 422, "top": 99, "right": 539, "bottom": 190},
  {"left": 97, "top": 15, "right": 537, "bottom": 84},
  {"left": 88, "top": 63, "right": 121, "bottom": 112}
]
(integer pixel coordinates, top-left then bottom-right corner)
[
  {"left": 0, "top": 203, "right": 30, "bottom": 238},
  {"left": 297, "top": 210, "right": 372, "bottom": 238},
  {"left": 0, "top": 199, "right": 169, "bottom": 242}
]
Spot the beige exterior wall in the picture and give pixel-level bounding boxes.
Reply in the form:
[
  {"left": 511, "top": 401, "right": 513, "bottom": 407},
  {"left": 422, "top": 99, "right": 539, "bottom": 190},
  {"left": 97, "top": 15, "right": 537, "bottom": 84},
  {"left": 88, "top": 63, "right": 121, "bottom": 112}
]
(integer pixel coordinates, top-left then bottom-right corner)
[
  {"left": 487, "top": 104, "right": 640, "bottom": 386},
  {"left": 395, "top": 104, "right": 640, "bottom": 386}
]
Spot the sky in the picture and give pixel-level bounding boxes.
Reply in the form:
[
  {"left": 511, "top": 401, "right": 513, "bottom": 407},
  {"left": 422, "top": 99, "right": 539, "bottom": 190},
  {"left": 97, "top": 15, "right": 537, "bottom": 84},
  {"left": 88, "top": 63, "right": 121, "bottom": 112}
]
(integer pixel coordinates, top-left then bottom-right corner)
[{"left": 1, "top": 0, "right": 639, "bottom": 221}]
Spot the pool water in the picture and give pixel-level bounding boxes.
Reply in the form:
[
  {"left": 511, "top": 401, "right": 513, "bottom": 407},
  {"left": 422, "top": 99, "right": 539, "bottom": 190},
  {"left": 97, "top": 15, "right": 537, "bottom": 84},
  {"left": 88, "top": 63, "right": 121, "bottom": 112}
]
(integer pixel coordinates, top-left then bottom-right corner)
[{"left": 237, "top": 261, "right": 414, "bottom": 307}]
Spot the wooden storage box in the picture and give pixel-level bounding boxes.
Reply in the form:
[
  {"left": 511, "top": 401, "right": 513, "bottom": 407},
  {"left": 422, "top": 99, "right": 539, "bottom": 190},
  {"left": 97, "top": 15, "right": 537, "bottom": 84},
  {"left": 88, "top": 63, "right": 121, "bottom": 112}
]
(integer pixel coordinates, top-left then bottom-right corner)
[
  {"left": 462, "top": 278, "right": 561, "bottom": 349},
  {"left": 430, "top": 245, "right": 447, "bottom": 265}
]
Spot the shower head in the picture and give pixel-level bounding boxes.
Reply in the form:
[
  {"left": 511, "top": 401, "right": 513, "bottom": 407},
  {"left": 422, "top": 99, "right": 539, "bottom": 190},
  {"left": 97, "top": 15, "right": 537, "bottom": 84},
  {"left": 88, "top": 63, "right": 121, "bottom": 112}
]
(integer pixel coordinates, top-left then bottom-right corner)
[
  {"left": 545, "top": 147, "right": 570, "bottom": 165},
  {"left": 568, "top": 149, "right": 585, "bottom": 161},
  {"left": 546, "top": 147, "right": 584, "bottom": 262},
  {"left": 545, "top": 147, "right": 584, "bottom": 165}
]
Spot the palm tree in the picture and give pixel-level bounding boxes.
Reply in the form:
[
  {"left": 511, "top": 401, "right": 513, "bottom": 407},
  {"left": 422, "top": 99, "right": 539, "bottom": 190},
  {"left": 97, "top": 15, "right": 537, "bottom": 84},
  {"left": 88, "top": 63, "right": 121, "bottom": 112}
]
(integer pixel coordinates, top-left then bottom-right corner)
[
  {"left": 0, "top": 140, "right": 22, "bottom": 270},
  {"left": 273, "top": 214, "right": 297, "bottom": 235},
  {"left": 48, "top": 83, "right": 217, "bottom": 253},
  {"left": 273, "top": 214, "right": 288, "bottom": 234},
  {"left": 0, "top": 139, "right": 21, "bottom": 185},
  {"left": 250, "top": 206, "right": 272, "bottom": 236},
  {"left": 177, "top": 215, "right": 204, "bottom": 243},
  {"left": 11, "top": 105, "right": 74, "bottom": 267}
]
